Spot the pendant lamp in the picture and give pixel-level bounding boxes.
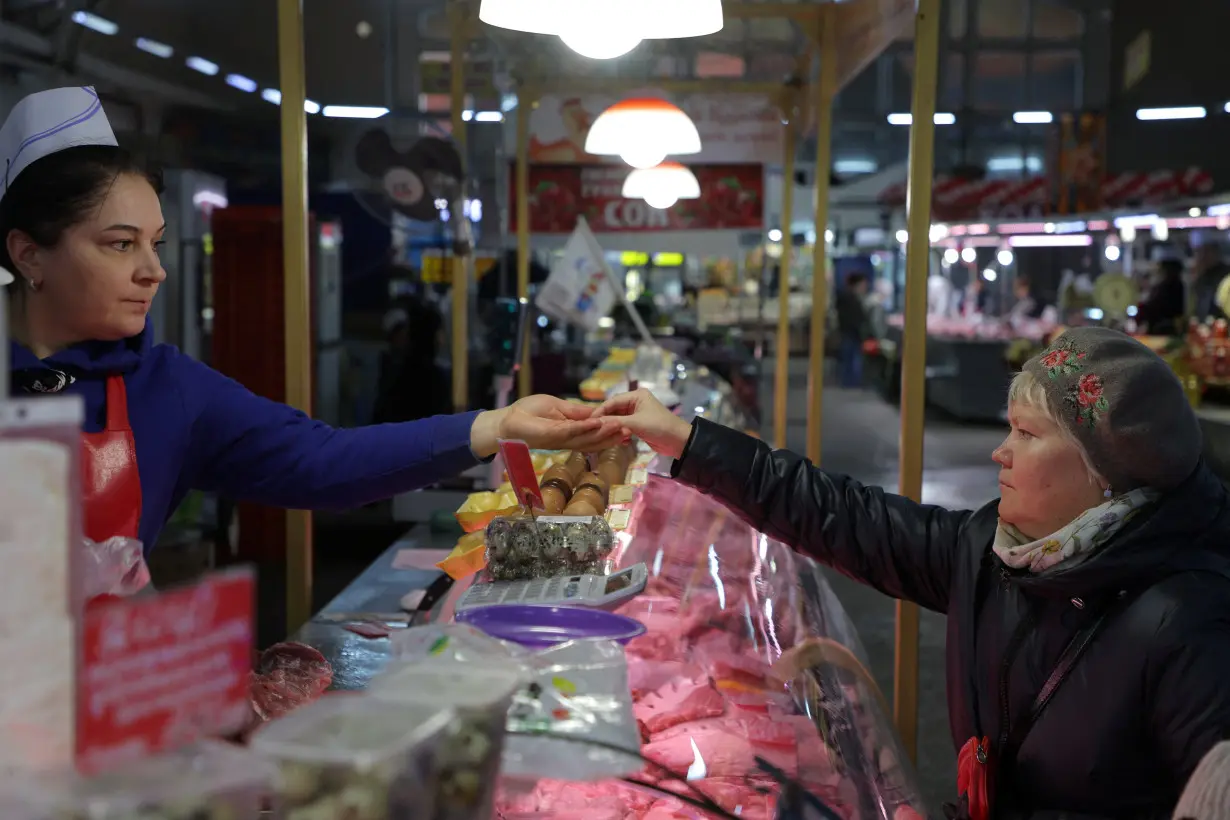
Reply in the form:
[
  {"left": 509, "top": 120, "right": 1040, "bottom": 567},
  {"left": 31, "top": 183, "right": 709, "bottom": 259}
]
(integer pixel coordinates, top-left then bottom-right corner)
[
  {"left": 622, "top": 162, "right": 701, "bottom": 210},
  {"left": 585, "top": 99, "right": 702, "bottom": 169},
  {"left": 479, "top": 0, "right": 723, "bottom": 60}
]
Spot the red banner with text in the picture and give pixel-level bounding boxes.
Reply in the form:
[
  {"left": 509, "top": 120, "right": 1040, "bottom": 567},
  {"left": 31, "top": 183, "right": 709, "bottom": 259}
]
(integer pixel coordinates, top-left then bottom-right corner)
[
  {"left": 76, "top": 568, "right": 255, "bottom": 774},
  {"left": 510, "top": 163, "right": 764, "bottom": 233}
]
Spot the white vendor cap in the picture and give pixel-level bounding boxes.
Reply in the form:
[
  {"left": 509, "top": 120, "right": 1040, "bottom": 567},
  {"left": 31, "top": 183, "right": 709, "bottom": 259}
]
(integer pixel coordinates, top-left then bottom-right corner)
[
  {"left": 0, "top": 86, "right": 117, "bottom": 204},
  {"left": 0, "top": 266, "right": 12, "bottom": 286}
]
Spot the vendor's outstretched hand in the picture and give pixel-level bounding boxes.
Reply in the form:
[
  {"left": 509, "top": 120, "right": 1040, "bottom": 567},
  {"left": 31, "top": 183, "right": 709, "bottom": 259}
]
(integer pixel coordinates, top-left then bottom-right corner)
[
  {"left": 594, "top": 389, "right": 692, "bottom": 460},
  {"left": 470, "top": 395, "right": 625, "bottom": 457}
]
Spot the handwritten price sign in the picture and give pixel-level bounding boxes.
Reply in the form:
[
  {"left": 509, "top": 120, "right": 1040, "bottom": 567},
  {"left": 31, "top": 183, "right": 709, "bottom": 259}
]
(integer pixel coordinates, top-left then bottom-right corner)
[{"left": 76, "top": 567, "right": 255, "bottom": 773}]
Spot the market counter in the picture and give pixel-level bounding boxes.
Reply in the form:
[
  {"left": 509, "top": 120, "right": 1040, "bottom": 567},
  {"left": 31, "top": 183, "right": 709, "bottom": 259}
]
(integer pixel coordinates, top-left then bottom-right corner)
[
  {"left": 288, "top": 470, "right": 932, "bottom": 819},
  {"left": 883, "top": 327, "right": 1012, "bottom": 422},
  {"left": 289, "top": 529, "right": 463, "bottom": 691}
]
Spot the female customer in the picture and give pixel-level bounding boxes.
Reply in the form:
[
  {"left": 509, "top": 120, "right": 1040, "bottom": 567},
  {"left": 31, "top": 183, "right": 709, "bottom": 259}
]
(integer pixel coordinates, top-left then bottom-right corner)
[
  {"left": 2, "top": 87, "right": 622, "bottom": 552},
  {"left": 598, "top": 327, "right": 1230, "bottom": 819}
]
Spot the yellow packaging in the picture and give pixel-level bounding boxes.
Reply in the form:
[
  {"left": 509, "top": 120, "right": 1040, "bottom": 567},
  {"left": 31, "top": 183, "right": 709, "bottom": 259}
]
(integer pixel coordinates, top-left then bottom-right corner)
[
  {"left": 455, "top": 491, "right": 519, "bottom": 533},
  {"left": 436, "top": 531, "right": 489, "bottom": 580}
]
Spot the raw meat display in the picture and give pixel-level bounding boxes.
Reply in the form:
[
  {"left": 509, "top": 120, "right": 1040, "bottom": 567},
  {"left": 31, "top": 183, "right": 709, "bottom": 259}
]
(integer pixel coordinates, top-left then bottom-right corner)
[
  {"left": 248, "top": 642, "right": 334, "bottom": 723},
  {"left": 495, "top": 475, "right": 928, "bottom": 820}
]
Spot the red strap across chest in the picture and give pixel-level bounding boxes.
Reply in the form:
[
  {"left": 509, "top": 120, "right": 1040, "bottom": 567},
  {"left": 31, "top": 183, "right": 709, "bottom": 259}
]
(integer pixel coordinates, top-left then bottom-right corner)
[{"left": 81, "top": 374, "right": 141, "bottom": 543}]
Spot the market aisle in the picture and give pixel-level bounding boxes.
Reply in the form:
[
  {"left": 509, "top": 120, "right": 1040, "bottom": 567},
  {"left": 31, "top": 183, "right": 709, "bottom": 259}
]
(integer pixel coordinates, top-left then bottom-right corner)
[{"left": 756, "top": 357, "right": 1003, "bottom": 809}]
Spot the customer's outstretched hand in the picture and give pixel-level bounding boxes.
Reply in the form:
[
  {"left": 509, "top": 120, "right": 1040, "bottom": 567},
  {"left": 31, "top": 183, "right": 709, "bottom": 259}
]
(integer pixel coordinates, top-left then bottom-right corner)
[
  {"left": 593, "top": 389, "right": 693, "bottom": 460},
  {"left": 470, "top": 395, "right": 625, "bottom": 457}
]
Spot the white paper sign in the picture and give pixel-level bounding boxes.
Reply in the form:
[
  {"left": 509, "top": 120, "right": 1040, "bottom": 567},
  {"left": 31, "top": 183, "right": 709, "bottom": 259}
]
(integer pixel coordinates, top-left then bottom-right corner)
[{"left": 535, "top": 217, "right": 617, "bottom": 330}]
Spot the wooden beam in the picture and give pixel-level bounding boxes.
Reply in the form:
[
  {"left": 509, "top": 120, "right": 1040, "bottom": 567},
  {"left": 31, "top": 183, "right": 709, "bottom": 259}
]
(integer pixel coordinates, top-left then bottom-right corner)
[
  {"left": 895, "top": 0, "right": 943, "bottom": 764},
  {"left": 276, "top": 0, "right": 313, "bottom": 633}
]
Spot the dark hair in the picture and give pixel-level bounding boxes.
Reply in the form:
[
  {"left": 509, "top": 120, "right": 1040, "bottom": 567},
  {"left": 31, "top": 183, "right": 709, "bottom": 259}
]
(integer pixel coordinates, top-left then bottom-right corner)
[
  {"left": 1159, "top": 258, "right": 1184, "bottom": 279},
  {"left": 0, "top": 145, "right": 163, "bottom": 282},
  {"left": 846, "top": 272, "right": 868, "bottom": 288}
]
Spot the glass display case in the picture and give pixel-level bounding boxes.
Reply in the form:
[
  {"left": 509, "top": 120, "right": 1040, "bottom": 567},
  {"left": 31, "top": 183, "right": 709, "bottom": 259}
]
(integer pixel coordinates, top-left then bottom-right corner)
[{"left": 495, "top": 474, "right": 929, "bottom": 820}]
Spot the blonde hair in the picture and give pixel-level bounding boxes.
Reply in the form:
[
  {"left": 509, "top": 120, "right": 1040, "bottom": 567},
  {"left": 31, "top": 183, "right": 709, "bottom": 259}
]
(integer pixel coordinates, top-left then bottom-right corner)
[
  {"left": 1007, "top": 369, "right": 1105, "bottom": 486},
  {"left": 1174, "top": 741, "right": 1230, "bottom": 820}
]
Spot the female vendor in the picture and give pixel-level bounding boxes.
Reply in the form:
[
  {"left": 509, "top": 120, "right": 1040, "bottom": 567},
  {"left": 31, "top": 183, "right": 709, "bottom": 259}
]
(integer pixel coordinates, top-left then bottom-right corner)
[
  {"left": 0, "top": 87, "right": 622, "bottom": 551},
  {"left": 599, "top": 330, "right": 1230, "bottom": 819}
]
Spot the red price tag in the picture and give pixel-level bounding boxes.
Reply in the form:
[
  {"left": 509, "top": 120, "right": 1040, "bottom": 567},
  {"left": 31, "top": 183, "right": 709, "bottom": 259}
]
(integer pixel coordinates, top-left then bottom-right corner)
[
  {"left": 499, "top": 439, "right": 543, "bottom": 511},
  {"left": 76, "top": 568, "right": 255, "bottom": 774}
]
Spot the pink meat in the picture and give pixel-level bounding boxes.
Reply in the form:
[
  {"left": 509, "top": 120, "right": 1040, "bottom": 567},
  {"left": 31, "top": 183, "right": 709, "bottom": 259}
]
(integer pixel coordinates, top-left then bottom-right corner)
[
  {"left": 642, "top": 721, "right": 798, "bottom": 781},
  {"left": 696, "top": 645, "right": 773, "bottom": 687},
  {"left": 627, "top": 659, "right": 703, "bottom": 701},
  {"left": 512, "top": 779, "right": 655, "bottom": 815},
  {"left": 634, "top": 679, "right": 726, "bottom": 734},
  {"left": 654, "top": 777, "right": 778, "bottom": 820},
  {"left": 723, "top": 686, "right": 794, "bottom": 716}
]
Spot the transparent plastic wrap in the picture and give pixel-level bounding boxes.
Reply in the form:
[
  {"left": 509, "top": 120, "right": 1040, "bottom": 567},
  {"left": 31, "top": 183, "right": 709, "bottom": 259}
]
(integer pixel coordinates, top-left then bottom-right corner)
[
  {"left": 381, "top": 632, "right": 641, "bottom": 784},
  {"left": 486, "top": 515, "right": 616, "bottom": 581},
  {"left": 496, "top": 475, "right": 929, "bottom": 820},
  {"left": 81, "top": 536, "right": 151, "bottom": 604},
  {"left": 250, "top": 694, "right": 454, "bottom": 818},
  {"left": 365, "top": 657, "right": 523, "bottom": 820},
  {"left": 0, "top": 739, "right": 277, "bottom": 819}
]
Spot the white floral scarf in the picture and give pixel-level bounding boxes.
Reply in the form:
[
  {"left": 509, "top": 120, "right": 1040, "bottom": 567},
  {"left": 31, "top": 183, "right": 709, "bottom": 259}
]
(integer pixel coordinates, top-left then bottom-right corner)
[{"left": 993, "top": 487, "right": 1159, "bottom": 573}]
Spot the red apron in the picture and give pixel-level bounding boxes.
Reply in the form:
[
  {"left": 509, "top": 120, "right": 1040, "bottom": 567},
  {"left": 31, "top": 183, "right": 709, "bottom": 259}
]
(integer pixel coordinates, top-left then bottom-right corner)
[{"left": 82, "top": 374, "right": 142, "bottom": 543}]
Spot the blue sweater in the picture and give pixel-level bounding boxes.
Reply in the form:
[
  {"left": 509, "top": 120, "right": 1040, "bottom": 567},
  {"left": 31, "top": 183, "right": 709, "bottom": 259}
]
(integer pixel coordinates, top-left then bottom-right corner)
[{"left": 8, "top": 324, "right": 481, "bottom": 552}]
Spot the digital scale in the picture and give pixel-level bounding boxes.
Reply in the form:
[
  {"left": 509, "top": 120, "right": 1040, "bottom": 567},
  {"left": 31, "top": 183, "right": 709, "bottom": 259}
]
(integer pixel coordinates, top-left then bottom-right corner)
[{"left": 454, "top": 563, "right": 649, "bottom": 613}]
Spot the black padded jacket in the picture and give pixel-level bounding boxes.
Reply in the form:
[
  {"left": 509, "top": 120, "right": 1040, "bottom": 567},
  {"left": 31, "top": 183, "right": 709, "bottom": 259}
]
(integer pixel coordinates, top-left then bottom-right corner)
[{"left": 672, "top": 417, "right": 1230, "bottom": 820}]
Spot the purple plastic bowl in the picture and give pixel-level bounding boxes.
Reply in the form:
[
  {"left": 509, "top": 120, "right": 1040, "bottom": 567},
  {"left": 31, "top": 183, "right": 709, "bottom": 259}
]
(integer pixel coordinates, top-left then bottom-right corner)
[{"left": 454, "top": 604, "right": 646, "bottom": 649}]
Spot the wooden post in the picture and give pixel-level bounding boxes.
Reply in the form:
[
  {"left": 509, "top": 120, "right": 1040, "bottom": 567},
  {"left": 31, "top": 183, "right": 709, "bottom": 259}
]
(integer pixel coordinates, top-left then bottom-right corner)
[
  {"left": 516, "top": 89, "right": 533, "bottom": 399},
  {"left": 895, "top": 0, "right": 942, "bottom": 763},
  {"left": 449, "top": 2, "right": 470, "bottom": 412},
  {"left": 276, "top": 0, "right": 313, "bottom": 632},
  {"left": 806, "top": 8, "right": 837, "bottom": 466},
  {"left": 772, "top": 99, "right": 796, "bottom": 450}
]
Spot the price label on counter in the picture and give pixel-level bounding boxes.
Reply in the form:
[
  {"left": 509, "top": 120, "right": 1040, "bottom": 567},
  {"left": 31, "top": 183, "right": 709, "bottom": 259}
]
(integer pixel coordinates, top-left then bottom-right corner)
[{"left": 76, "top": 567, "right": 255, "bottom": 773}]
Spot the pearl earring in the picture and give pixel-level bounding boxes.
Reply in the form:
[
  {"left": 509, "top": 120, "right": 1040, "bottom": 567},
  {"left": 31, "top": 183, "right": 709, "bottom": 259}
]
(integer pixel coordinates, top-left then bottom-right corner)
[
  {"left": 1103, "top": 485, "right": 1113, "bottom": 499},
  {"left": 26, "top": 278, "right": 39, "bottom": 292}
]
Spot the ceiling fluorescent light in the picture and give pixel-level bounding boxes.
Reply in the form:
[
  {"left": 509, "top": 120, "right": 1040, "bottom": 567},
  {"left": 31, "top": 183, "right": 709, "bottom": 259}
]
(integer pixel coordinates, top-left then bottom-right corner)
[
  {"left": 261, "top": 89, "right": 282, "bottom": 105},
  {"left": 304, "top": 100, "right": 321, "bottom": 114},
  {"left": 887, "top": 112, "right": 955, "bottom": 126},
  {"left": 462, "top": 109, "right": 474, "bottom": 122},
  {"left": 1013, "top": 111, "right": 1053, "bottom": 124},
  {"left": 71, "top": 11, "right": 118, "bottom": 35},
  {"left": 135, "top": 37, "right": 172, "bottom": 58},
  {"left": 186, "top": 56, "right": 219, "bottom": 76},
  {"left": 322, "top": 105, "right": 389, "bottom": 119},
  {"left": 226, "top": 74, "right": 257, "bottom": 93},
  {"left": 474, "top": 111, "right": 504, "bottom": 122},
  {"left": 834, "top": 158, "right": 877, "bottom": 174},
  {"left": 1136, "top": 106, "right": 1206, "bottom": 121},
  {"left": 1008, "top": 234, "right": 1092, "bottom": 248}
]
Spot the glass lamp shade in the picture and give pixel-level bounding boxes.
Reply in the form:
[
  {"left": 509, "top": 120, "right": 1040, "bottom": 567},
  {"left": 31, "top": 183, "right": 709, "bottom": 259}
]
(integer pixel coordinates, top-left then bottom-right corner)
[
  {"left": 559, "top": 18, "right": 642, "bottom": 59},
  {"left": 479, "top": 0, "right": 722, "bottom": 39},
  {"left": 478, "top": 0, "right": 563, "bottom": 35},
  {"left": 622, "top": 162, "right": 701, "bottom": 202},
  {"left": 585, "top": 99, "right": 702, "bottom": 165},
  {"left": 644, "top": 191, "right": 679, "bottom": 210}
]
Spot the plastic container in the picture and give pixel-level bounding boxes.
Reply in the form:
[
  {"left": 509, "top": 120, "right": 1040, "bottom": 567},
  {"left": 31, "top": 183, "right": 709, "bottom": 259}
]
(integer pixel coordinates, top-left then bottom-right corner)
[
  {"left": 367, "top": 660, "right": 524, "bottom": 820},
  {"left": 0, "top": 740, "right": 277, "bottom": 819},
  {"left": 250, "top": 695, "right": 455, "bottom": 819},
  {"left": 454, "top": 604, "right": 646, "bottom": 649}
]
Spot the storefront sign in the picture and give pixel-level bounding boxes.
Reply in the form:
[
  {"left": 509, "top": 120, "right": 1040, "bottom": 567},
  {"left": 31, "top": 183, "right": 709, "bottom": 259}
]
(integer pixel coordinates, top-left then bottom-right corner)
[
  {"left": 76, "top": 568, "right": 255, "bottom": 773},
  {"left": 512, "top": 95, "right": 782, "bottom": 165},
  {"left": 510, "top": 164, "right": 764, "bottom": 234}
]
